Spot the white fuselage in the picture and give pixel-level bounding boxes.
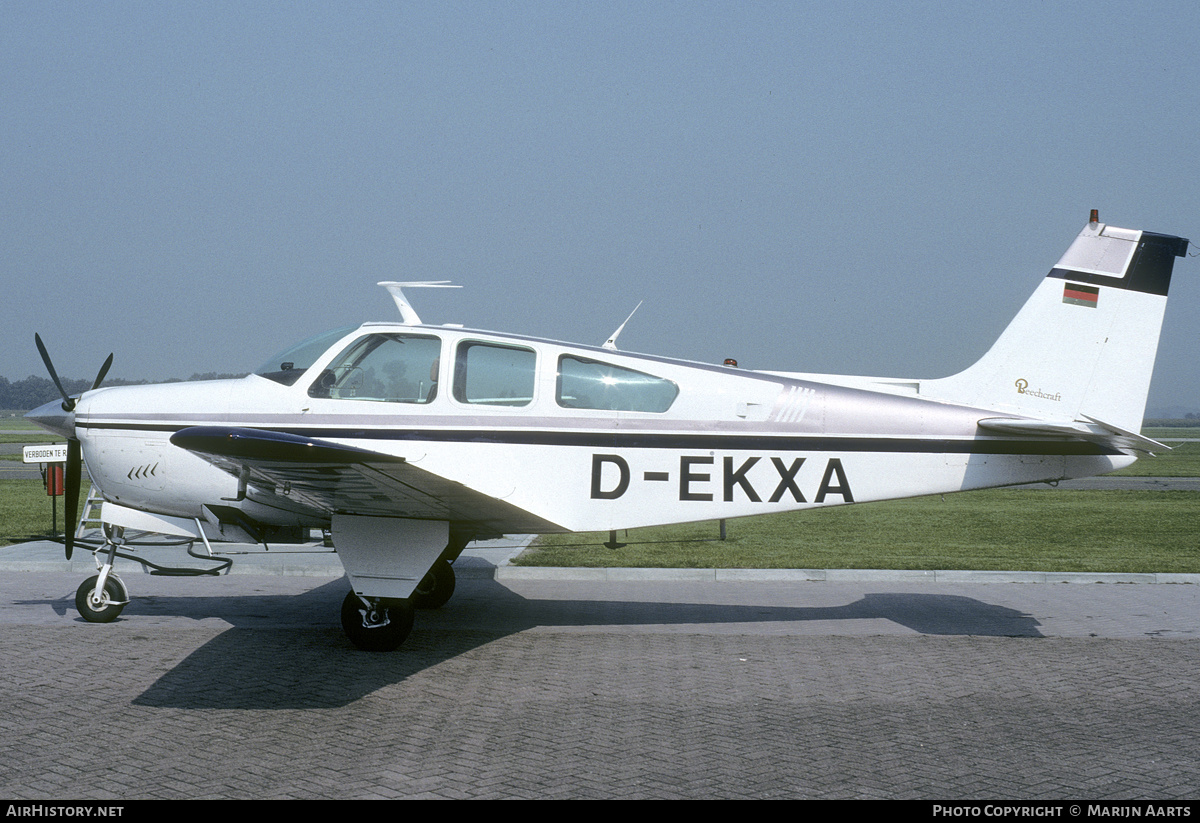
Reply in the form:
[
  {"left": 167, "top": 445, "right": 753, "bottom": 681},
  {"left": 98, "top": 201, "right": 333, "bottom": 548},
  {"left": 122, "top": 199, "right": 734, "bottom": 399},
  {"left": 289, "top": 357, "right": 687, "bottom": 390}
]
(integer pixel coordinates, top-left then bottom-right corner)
[{"left": 71, "top": 322, "right": 1131, "bottom": 536}]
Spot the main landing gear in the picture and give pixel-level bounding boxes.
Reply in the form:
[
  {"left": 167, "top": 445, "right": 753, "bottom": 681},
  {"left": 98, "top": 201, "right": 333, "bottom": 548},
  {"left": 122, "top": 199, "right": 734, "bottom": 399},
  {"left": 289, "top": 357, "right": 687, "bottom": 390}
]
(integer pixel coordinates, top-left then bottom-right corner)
[
  {"left": 340, "top": 546, "right": 461, "bottom": 650},
  {"left": 340, "top": 592, "right": 416, "bottom": 652},
  {"left": 412, "top": 558, "right": 456, "bottom": 609}
]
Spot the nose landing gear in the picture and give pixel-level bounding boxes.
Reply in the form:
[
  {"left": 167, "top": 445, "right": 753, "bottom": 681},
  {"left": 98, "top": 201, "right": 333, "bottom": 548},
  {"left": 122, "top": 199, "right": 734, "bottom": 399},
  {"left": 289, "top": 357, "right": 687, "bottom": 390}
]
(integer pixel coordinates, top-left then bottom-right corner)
[
  {"left": 75, "top": 526, "right": 128, "bottom": 623},
  {"left": 75, "top": 574, "right": 128, "bottom": 623}
]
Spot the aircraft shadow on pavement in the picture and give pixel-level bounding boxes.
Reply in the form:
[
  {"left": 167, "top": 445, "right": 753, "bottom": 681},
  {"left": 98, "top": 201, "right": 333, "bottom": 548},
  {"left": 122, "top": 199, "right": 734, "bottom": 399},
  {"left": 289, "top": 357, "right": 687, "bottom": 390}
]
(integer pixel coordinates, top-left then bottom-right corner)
[{"left": 126, "top": 577, "right": 1042, "bottom": 710}]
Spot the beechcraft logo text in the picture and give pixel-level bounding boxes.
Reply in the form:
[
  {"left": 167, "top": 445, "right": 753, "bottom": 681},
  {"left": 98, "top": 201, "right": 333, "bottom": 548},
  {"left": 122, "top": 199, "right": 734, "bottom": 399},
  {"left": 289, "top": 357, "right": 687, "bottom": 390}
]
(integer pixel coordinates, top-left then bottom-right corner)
[{"left": 1015, "top": 379, "right": 1061, "bottom": 402}]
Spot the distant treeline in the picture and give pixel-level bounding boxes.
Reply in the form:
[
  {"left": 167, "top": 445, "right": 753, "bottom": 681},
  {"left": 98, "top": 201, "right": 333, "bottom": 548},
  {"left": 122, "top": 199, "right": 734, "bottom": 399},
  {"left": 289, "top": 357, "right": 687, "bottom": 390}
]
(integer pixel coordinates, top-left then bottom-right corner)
[{"left": 0, "top": 373, "right": 248, "bottom": 411}]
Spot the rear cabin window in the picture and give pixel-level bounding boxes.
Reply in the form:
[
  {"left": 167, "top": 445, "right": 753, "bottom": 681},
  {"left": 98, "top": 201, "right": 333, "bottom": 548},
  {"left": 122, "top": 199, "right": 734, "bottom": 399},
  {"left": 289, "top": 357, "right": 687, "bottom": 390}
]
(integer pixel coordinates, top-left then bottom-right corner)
[
  {"left": 308, "top": 333, "right": 442, "bottom": 403},
  {"left": 556, "top": 355, "right": 678, "bottom": 413},
  {"left": 453, "top": 341, "right": 536, "bottom": 406}
]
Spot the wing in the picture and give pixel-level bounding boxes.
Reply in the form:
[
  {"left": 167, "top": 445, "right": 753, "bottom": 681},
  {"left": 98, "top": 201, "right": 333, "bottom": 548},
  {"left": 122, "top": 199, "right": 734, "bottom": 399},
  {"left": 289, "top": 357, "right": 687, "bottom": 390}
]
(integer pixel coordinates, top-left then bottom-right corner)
[{"left": 170, "top": 426, "right": 563, "bottom": 534}]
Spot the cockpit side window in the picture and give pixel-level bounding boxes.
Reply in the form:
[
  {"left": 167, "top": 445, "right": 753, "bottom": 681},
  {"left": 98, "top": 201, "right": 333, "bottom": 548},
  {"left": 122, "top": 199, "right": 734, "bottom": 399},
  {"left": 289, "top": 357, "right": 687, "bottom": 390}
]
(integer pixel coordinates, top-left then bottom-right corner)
[
  {"left": 308, "top": 333, "right": 442, "bottom": 403},
  {"left": 453, "top": 341, "right": 536, "bottom": 406},
  {"left": 556, "top": 355, "right": 678, "bottom": 412}
]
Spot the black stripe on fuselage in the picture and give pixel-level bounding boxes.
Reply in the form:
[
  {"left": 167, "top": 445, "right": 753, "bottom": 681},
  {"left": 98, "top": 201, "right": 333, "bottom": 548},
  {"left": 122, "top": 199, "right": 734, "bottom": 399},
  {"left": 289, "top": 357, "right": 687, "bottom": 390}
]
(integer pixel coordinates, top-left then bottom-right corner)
[{"left": 79, "top": 421, "right": 1120, "bottom": 456}]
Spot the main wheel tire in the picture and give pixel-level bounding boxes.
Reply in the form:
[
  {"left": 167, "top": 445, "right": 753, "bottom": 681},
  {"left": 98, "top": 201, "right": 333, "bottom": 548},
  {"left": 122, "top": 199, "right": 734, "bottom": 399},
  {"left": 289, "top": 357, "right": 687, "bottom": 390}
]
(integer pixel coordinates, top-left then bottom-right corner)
[
  {"left": 412, "top": 559, "right": 456, "bottom": 610},
  {"left": 75, "top": 575, "right": 127, "bottom": 623},
  {"left": 340, "top": 591, "right": 415, "bottom": 652}
]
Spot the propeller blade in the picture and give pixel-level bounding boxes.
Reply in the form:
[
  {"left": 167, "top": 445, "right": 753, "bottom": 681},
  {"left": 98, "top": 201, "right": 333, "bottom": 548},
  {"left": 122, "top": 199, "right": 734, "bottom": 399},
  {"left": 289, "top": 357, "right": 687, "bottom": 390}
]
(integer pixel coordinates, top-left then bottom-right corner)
[
  {"left": 92, "top": 353, "right": 114, "bottom": 391},
  {"left": 64, "top": 438, "right": 81, "bottom": 561},
  {"left": 34, "top": 333, "right": 74, "bottom": 411},
  {"left": 34, "top": 335, "right": 112, "bottom": 559}
]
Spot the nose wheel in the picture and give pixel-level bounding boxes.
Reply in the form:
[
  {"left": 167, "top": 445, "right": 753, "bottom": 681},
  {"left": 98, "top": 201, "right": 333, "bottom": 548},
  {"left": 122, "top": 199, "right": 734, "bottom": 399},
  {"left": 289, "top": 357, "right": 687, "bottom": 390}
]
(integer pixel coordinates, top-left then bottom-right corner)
[
  {"left": 340, "top": 592, "right": 415, "bottom": 651},
  {"left": 74, "top": 525, "right": 129, "bottom": 623},
  {"left": 75, "top": 574, "right": 128, "bottom": 623}
]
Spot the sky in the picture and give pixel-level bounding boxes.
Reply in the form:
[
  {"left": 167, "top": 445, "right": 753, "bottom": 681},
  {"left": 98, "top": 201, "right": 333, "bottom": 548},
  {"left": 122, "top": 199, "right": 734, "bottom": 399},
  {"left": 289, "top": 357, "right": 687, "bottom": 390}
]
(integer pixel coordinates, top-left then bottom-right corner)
[{"left": 3, "top": 1, "right": 1198, "bottom": 414}]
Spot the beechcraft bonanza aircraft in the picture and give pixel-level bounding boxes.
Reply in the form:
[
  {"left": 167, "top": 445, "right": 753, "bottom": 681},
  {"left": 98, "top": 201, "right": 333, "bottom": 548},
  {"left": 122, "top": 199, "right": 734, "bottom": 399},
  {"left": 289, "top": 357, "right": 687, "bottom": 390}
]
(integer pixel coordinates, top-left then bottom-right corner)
[{"left": 27, "top": 212, "right": 1191, "bottom": 650}]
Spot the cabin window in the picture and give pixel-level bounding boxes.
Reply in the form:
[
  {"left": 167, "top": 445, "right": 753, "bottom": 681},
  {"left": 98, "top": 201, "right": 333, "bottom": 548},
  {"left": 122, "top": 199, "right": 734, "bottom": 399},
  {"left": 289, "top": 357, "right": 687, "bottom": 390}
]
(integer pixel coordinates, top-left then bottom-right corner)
[
  {"left": 255, "top": 326, "right": 357, "bottom": 386},
  {"left": 556, "top": 355, "right": 678, "bottom": 413},
  {"left": 453, "top": 341, "right": 536, "bottom": 406},
  {"left": 308, "top": 333, "right": 442, "bottom": 403}
]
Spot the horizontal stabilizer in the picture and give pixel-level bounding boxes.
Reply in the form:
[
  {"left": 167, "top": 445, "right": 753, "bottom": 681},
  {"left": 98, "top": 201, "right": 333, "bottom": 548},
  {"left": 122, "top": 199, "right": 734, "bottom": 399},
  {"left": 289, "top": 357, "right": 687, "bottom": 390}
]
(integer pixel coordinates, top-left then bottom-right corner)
[{"left": 977, "top": 416, "right": 1170, "bottom": 454}]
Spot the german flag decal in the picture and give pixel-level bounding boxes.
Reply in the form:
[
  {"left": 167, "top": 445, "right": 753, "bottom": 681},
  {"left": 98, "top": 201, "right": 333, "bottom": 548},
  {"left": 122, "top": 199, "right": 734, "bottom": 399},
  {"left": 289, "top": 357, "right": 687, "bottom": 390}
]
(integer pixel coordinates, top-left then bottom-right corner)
[{"left": 1063, "top": 283, "right": 1099, "bottom": 308}]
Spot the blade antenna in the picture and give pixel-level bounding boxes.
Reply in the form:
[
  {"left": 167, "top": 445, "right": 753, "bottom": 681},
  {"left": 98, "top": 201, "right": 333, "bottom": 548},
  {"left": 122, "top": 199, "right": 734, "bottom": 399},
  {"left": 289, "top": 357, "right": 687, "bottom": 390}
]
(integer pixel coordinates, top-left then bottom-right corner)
[
  {"left": 603, "top": 301, "right": 643, "bottom": 350},
  {"left": 377, "top": 281, "right": 461, "bottom": 325}
]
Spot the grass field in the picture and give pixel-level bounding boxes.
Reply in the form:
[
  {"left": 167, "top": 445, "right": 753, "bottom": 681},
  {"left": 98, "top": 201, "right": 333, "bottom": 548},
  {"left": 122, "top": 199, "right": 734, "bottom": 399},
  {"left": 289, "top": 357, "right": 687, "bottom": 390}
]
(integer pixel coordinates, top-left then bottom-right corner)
[
  {"left": 519, "top": 435, "right": 1200, "bottom": 573},
  {"left": 0, "top": 480, "right": 87, "bottom": 547},
  {"left": 0, "top": 416, "right": 59, "bottom": 445},
  {"left": 519, "top": 489, "right": 1200, "bottom": 573},
  {"left": 1108, "top": 441, "right": 1200, "bottom": 476},
  {"left": 0, "top": 417, "right": 86, "bottom": 545},
  {"left": 3, "top": 416, "right": 1198, "bottom": 572}
]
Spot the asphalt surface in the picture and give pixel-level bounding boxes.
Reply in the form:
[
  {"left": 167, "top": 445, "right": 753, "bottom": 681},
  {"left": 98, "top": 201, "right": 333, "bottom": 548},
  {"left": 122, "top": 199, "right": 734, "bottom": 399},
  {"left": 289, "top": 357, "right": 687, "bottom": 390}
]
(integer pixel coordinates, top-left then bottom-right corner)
[{"left": 1, "top": 536, "right": 1198, "bottom": 799}]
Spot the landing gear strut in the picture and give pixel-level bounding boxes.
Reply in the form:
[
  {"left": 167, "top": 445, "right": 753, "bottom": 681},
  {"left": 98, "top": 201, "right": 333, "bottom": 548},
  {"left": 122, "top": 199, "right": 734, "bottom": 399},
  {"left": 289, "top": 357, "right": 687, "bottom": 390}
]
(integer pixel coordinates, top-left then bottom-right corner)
[{"left": 340, "top": 591, "right": 415, "bottom": 652}]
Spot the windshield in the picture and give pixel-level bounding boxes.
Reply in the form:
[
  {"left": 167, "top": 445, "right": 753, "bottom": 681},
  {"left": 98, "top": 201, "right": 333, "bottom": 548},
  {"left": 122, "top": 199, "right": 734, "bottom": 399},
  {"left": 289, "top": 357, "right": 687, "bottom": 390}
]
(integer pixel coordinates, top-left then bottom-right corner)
[{"left": 254, "top": 326, "right": 356, "bottom": 386}]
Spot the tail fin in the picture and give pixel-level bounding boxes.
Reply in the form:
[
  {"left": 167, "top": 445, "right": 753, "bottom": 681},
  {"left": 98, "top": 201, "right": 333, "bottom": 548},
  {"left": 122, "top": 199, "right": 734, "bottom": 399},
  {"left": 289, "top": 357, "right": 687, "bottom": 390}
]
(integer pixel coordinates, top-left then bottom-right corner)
[{"left": 922, "top": 214, "right": 1189, "bottom": 433}]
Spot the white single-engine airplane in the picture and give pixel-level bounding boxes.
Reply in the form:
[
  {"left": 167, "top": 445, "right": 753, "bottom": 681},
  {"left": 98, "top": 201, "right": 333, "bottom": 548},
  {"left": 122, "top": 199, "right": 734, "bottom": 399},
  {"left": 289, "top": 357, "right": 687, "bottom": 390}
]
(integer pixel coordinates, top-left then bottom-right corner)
[{"left": 27, "top": 212, "right": 1190, "bottom": 650}]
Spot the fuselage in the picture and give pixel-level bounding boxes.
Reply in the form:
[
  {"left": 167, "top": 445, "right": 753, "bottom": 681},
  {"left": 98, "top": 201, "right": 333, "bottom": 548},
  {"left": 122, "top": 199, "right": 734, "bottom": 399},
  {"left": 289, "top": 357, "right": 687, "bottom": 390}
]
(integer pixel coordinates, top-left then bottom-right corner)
[{"left": 56, "top": 321, "right": 1132, "bottom": 536}]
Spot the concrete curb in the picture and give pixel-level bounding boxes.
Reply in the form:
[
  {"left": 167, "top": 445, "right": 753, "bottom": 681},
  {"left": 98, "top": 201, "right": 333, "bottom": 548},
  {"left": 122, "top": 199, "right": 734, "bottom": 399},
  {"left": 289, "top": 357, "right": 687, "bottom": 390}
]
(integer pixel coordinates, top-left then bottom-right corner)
[{"left": 3, "top": 538, "right": 1197, "bottom": 585}]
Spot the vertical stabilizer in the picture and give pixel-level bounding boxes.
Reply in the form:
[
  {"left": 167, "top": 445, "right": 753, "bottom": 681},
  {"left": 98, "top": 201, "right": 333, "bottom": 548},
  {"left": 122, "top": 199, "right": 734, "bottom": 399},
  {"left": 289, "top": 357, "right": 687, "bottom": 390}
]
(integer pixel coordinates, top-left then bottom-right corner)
[{"left": 922, "top": 216, "right": 1188, "bottom": 432}]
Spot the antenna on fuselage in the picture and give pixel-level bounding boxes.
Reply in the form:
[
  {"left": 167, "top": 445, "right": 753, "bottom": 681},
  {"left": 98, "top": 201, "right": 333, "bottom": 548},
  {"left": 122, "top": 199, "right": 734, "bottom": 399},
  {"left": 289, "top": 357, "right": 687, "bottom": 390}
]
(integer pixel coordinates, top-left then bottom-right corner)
[
  {"left": 377, "top": 281, "right": 461, "bottom": 325},
  {"left": 602, "top": 301, "right": 643, "bottom": 350}
]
